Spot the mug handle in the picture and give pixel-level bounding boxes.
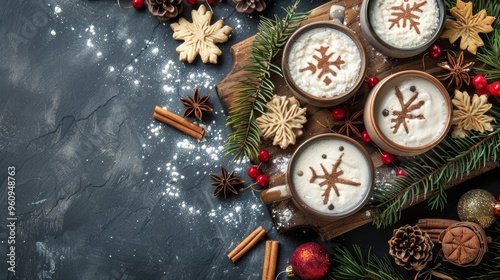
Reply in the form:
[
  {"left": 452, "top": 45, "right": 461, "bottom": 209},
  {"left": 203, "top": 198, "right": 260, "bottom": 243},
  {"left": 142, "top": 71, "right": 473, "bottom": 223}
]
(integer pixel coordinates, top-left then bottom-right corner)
[
  {"left": 329, "top": 5, "right": 345, "bottom": 24},
  {"left": 260, "top": 184, "right": 292, "bottom": 205}
]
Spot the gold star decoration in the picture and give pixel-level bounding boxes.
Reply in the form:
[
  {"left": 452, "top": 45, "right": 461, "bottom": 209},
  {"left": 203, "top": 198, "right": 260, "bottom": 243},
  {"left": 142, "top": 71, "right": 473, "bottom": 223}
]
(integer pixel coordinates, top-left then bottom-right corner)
[
  {"left": 170, "top": 5, "right": 233, "bottom": 64},
  {"left": 451, "top": 89, "right": 494, "bottom": 138},
  {"left": 180, "top": 88, "right": 213, "bottom": 121},
  {"left": 436, "top": 51, "right": 474, "bottom": 90},
  {"left": 209, "top": 166, "right": 244, "bottom": 198},
  {"left": 331, "top": 110, "right": 364, "bottom": 138},
  {"left": 440, "top": 0, "right": 495, "bottom": 54}
]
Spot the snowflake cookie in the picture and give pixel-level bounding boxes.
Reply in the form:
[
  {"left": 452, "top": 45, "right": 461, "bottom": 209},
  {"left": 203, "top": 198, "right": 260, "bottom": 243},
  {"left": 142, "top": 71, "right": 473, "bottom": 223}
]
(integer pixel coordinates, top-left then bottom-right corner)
[
  {"left": 170, "top": 5, "right": 233, "bottom": 64},
  {"left": 256, "top": 95, "right": 307, "bottom": 149}
]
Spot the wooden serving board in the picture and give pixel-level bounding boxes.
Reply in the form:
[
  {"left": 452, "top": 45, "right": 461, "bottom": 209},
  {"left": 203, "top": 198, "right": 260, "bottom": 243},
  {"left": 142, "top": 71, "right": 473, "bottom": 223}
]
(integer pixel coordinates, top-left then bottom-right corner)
[{"left": 216, "top": 0, "right": 499, "bottom": 241}]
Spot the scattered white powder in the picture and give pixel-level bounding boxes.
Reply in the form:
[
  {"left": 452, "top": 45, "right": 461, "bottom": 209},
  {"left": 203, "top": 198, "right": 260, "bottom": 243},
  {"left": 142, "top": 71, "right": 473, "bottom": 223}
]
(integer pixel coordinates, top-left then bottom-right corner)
[
  {"left": 292, "top": 138, "right": 372, "bottom": 216},
  {"left": 369, "top": 0, "right": 439, "bottom": 48},
  {"left": 287, "top": 27, "right": 362, "bottom": 98},
  {"left": 375, "top": 76, "right": 449, "bottom": 147}
]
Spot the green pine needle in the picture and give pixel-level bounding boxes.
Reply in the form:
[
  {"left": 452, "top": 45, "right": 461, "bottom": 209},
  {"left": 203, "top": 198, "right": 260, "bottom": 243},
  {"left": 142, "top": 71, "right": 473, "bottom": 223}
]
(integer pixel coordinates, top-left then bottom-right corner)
[
  {"left": 223, "top": 0, "right": 310, "bottom": 162},
  {"left": 330, "top": 245, "right": 404, "bottom": 280},
  {"left": 373, "top": 105, "right": 500, "bottom": 228}
]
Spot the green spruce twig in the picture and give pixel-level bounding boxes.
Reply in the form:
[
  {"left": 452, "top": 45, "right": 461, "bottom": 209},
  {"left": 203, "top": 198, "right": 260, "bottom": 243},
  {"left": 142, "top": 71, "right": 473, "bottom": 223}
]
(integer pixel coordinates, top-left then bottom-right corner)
[
  {"left": 223, "top": 0, "right": 310, "bottom": 162},
  {"left": 372, "top": 105, "right": 500, "bottom": 228},
  {"left": 329, "top": 245, "right": 404, "bottom": 280}
]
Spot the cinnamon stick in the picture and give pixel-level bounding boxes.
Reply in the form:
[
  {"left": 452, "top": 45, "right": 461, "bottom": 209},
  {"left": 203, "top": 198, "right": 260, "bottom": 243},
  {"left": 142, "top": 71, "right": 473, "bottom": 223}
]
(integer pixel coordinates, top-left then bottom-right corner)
[
  {"left": 262, "top": 240, "right": 279, "bottom": 280},
  {"left": 228, "top": 226, "right": 267, "bottom": 263},
  {"left": 153, "top": 106, "right": 205, "bottom": 140},
  {"left": 416, "top": 219, "right": 458, "bottom": 229}
]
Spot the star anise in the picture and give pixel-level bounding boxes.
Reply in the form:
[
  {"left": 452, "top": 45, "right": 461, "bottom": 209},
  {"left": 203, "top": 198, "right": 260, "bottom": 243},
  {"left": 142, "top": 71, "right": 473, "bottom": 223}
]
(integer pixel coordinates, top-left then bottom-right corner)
[
  {"left": 436, "top": 51, "right": 474, "bottom": 90},
  {"left": 331, "top": 110, "right": 364, "bottom": 138},
  {"left": 181, "top": 88, "right": 213, "bottom": 121},
  {"left": 209, "top": 165, "right": 244, "bottom": 198}
]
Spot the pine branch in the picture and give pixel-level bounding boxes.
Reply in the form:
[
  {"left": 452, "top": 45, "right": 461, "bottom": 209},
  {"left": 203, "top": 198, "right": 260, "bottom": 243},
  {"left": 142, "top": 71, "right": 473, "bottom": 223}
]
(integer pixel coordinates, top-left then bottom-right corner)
[
  {"left": 329, "top": 245, "right": 404, "bottom": 280},
  {"left": 223, "top": 0, "right": 310, "bottom": 162},
  {"left": 476, "top": 29, "right": 500, "bottom": 80},
  {"left": 372, "top": 105, "right": 500, "bottom": 228}
]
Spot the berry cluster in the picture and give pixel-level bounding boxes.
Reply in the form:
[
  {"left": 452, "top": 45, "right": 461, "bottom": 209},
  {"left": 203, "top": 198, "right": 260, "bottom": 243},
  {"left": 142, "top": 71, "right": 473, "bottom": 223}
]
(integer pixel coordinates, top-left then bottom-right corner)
[
  {"left": 472, "top": 74, "right": 500, "bottom": 97},
  {"left": 247, "top": 150, "right": 270, "bottom": 188}
]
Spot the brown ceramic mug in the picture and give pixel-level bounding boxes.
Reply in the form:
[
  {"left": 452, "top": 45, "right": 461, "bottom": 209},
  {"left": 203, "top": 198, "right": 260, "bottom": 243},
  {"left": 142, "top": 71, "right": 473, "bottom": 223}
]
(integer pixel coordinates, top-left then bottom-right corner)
[
  {"left": 260, "top": 134, "right": 374, "bottom": 221},
  {"left": 363, "top": 70, "right": 452, "bottom": 156},
  {"left": 282, "top": 5, "right": 367, "bottom": 107},
  {"left": 360, "top": 0, "right": 445, "bottom": 58}
]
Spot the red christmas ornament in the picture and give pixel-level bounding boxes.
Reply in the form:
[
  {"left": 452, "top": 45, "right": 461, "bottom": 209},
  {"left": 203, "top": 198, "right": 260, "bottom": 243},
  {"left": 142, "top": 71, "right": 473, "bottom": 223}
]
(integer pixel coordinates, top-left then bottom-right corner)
[
  {"left": 186, "top": 0, "right": 197, "bottom": 4},
  {"left": 495, "top": 193, "right": 500, "bottom": 217},
  {"left": 381, "top": 151, "right": 394, "bottom": 165},
  {"left": 132, "top": 0, "right": 144, "bottom": 9},
  {"left": 258, "top": 149, "right": 270, "bottom": 162},
  {"left": 255, "top": 174, "right": 269, "bottom": 188},
  {"left": 331, "top": 106, "right": 346, "bottom": 120},
  {"left": 247, "top": 166, "right": 261, "bottom": 179},
  {"left": 207, "top": 0, "right": 215, "bottom": 4},
  {"left": 494, "top": 202, "right": 500, "bottom": 217},
  {"left": 361, "top": 131, "right": 371, "bottom": 143},
  {"left": 472, "top": 74, "right": 488, "bottom": 90},
  {"left": 286, "top": 242, "right": 331, "bottom": 280},
  {"left": 367, "top": 76, "right": 379, "bottom": 89},
  {"left": 396, "top": 168, "right": 407, "bottom": 177},
  {"left": 488, "top": 81, "right": 500, "bottom": 97},
  {"left": 428, "top": 44, "right": 442, "bottom": 59}
]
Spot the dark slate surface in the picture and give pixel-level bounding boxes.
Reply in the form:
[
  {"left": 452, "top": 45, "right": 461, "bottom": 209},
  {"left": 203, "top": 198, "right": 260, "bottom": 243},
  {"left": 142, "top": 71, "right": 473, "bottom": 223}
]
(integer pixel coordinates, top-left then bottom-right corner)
[{"left": 0, "top": 1, "right": 498, "bottom": 279}]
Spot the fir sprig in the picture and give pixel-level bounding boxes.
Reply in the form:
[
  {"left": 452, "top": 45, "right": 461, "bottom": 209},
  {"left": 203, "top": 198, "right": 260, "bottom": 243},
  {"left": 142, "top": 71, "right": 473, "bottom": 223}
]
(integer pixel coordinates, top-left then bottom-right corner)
[
  {"left": 373, "top": 105, "right": 500, "bottom": 228},
  {"left": 330, "top": 222, "right": 500, "bottom": 280},
  {"left": 223, "top": 0, "right": 310, "bottom": 161},
  {"left": 329, "top": 245, "right": 404, "bottom": 280}
]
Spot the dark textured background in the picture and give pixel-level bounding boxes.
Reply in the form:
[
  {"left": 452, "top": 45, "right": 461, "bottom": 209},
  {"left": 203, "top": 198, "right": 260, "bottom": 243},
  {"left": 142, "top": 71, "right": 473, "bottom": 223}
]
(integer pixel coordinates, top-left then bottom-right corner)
[{"left": 0, "top": 1, "right": 498, "bottom": 279}]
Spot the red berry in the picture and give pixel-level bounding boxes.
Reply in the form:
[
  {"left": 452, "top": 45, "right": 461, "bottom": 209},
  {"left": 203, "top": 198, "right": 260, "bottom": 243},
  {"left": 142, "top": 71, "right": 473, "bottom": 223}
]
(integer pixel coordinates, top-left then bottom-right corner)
[
  {"left": 396, "top": 168, "right": 407, "bottom": 177},
  {"left": 428, "top": 44, "right": 442, "bottom": 59},
  {"left": 207, "top": 0, "right": 215, "bottom": 3},
  {"left": 256, "top": 174, "right": 269, "bottom": 187},
  {"left": 258, "top": 149, "right": 270, "bottom": 162},
  {"left": 367, "top": 76, "right": 379, "bottom": 89},
  {"left": 381, "top": 151, "right": 395, "bottom": 165},
  {"left": 331, "top": 106, "right": 346, "bottom": 120},
  {"left": 361, "top": 131, "right": 371, "bottom": 143},
  {"left": 472, "top": 74, "right": 488, "bottom": 90},
  {"left": 495, "top": 193, "right": 500, "bottom": 202},
  {"left": 186, "top": 0, "right": 197, "bottom": 4},
  {"left": 475, "top": 86, "right": 490, "bottom": 96},
  {"left": 488, "top": 81, "right": 500, "bottom": 97},
  {"left": 132, "top": 0, "right": 144, "bottom": 9},
  {"left": 247, "top": 166, "right": 261, "bottom": 179}
]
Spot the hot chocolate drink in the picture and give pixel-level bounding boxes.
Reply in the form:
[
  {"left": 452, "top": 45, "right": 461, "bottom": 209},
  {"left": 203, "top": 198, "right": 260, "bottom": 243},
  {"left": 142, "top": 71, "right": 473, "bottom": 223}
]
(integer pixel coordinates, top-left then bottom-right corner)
[
  {"left": 290, "top": 136, "right": 373, "bottom": 216},
  {"left": 287, "top": 27, "right": 363, "bottom": 98}
]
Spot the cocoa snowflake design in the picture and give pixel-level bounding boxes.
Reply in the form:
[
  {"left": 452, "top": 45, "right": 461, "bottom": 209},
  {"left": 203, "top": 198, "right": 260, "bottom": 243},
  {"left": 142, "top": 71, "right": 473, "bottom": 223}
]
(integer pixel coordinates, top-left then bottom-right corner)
[
  {"left": 389, "top": 0, "right": 428, "bottom": 35},
  {"left": 390, "top": 86, "right": 425, "bottom": 134},
  {"left": 299, "top": 46, "right": 345, "bottom": 85},
  {"left": 309, "top": 153, "right": 361, "bottom": 205}
]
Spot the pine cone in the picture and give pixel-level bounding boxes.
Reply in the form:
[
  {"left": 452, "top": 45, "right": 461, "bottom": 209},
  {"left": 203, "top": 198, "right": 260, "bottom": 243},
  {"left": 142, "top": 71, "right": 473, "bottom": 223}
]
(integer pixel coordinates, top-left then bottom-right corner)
[
  {"left": 388, "top": 225, "right": 433, "bottom": 271},
  {"left": 233, "top": 0, "right": 266, "bottom": 13},
  {"left": 146, "top": 0, "right": 183, "bottom": 21}
]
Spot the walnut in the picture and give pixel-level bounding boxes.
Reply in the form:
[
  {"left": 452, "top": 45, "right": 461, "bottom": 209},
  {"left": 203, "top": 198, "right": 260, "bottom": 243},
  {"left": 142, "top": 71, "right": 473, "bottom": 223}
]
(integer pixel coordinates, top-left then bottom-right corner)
[{"left": 256, "top": 96, "right": 307, "bottom": 149}]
